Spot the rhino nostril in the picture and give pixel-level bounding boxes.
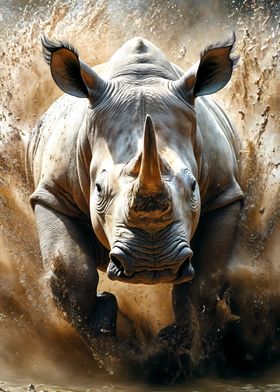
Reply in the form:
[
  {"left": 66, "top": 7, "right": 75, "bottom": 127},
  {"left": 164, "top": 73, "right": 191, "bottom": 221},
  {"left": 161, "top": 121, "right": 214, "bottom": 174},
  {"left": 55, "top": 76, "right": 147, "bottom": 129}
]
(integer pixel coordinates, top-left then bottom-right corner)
[
  {"left": 184, "top": 255, "right": 191, "bottom": 263},
  {"left": 176, "top": 255, "right": 194, "bottom": 282},
  {"left": 185, "top": 248, "right": 193, "bottom": 261},
  {"left": 110, "top": 255, "right": 134, "bottom": 277},
  {"left": 110, "top": 256, "right": 123, "bottom": 270}
]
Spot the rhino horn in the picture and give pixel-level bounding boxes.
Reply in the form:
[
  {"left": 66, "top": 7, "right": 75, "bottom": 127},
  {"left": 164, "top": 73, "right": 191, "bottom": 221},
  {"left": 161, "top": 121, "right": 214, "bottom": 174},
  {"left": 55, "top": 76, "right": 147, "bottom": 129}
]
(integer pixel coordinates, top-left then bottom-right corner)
[{"left": 138, "top": 115, "right": 163, "bottom": 193}]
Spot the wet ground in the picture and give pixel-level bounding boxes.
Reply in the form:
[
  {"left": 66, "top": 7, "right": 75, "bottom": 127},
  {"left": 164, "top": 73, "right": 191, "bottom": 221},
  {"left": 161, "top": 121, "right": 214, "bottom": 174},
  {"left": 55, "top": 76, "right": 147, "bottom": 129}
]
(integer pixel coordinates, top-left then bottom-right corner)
[{"left": 3, "top": 373, "right": 280, "bottom": 392}]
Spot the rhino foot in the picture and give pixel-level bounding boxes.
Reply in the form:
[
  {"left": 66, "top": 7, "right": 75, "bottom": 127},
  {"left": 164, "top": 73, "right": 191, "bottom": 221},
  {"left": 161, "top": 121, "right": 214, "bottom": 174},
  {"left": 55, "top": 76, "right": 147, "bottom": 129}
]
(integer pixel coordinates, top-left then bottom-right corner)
[
  {"left": 78, "top": 291, "right": 117, "bottom": 346},
  {"left": 143, "top": 345, "right": 189, "bottom": 384},
  {"left": 157, "top": 323, "right": 193, "bottom": 351},
  {"left": 92, "top": 291, "right": 118, "bottom": 336},
  {"left": 143, "top": 323, "right": 194, "bottom": 384}
]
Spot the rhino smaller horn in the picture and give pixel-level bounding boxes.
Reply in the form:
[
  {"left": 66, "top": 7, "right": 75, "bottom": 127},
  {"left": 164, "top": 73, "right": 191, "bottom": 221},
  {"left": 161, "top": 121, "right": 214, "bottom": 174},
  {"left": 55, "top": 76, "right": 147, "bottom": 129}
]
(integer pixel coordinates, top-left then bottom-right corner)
[{"left": 138, "top": 115, "right": 163, "bottom": 193}]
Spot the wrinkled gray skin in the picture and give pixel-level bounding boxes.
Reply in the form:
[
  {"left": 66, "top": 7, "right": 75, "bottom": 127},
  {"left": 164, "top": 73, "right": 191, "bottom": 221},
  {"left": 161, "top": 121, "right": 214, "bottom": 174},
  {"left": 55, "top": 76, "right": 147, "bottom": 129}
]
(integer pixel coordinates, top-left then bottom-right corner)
[{"left": 27, "top": 36, "right": 243, "bottom": 377}]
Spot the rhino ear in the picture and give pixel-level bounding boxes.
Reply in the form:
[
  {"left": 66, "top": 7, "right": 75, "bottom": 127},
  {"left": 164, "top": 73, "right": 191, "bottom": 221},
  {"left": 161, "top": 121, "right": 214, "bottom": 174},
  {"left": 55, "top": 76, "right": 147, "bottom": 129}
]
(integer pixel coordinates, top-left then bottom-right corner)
[
  {"left": 173, "top": 33, "right": 238, "bottom": 99},
  {"left": 41, "top": 36, "right": 108, "bottom": 100}
]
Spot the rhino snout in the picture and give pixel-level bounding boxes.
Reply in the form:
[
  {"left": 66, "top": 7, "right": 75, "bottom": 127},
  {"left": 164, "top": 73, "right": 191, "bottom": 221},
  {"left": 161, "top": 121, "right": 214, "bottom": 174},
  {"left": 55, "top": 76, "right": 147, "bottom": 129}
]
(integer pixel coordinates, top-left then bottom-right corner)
[{"left": 107, "top": 245, "right": 194, "bottom": 284}]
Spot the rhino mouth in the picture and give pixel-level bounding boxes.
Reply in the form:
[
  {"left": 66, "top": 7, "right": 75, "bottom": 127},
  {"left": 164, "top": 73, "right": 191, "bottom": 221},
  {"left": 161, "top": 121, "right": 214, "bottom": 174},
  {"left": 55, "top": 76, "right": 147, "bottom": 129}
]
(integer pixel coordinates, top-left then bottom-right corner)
[{"left": 107, "top": 251, "right": 194, "bottom": 285}]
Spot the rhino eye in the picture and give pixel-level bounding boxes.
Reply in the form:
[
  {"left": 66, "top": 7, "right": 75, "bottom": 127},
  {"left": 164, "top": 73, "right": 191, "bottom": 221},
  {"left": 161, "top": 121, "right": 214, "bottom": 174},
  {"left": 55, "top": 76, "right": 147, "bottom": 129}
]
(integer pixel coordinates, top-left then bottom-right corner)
[
  {"left": 95, "top": 170, "right": 109, "bottom": 215},
  {"left": 95, "top": 182, "right": 102, "bottom": 194},
  {"left": 95, "top": 170, "right": 107, "bottom": 198},
  {"left": 184, "top": 169, "right": 197, "bottom": 194},
  {"left": 191, "top": 179, "right": 196, "bottom": 192}
]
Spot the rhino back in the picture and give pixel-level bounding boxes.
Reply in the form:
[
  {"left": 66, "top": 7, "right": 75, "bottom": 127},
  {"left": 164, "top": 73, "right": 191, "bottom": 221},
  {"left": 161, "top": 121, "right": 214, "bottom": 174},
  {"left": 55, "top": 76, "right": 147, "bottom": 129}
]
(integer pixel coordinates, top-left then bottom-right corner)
[{"left": 97, "top": 37, "right": 180, "bottom": 82}]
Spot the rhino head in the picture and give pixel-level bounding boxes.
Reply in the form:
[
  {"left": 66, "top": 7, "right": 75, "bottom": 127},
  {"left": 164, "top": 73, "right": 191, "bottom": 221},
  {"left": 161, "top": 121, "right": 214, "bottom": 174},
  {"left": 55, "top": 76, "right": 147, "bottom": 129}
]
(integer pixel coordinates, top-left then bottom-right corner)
[
  {"left": 42, "top": 35, "right": 236, "bottom": 285},
  {"left": 91, "top": 114, "right": 199, "bottom": 285}
]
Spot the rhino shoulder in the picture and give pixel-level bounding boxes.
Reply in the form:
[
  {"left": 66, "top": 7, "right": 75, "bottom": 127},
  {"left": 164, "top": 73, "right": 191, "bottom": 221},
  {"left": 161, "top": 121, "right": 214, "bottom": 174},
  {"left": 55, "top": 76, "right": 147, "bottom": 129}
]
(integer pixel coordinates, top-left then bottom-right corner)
[
  {"left": 196, "top": 96, "right": 244, "bottom": 213},
  {"left": 29, "top": 95, "right": 90, "bottom": 218}
]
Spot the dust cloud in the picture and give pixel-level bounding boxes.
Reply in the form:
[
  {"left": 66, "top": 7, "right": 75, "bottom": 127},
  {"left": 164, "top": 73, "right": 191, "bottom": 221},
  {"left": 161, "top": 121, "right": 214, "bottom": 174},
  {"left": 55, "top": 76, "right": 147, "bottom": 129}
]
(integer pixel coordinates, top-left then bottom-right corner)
[{"left": 0, "top": 0, "right": 279, "bottom": 384}]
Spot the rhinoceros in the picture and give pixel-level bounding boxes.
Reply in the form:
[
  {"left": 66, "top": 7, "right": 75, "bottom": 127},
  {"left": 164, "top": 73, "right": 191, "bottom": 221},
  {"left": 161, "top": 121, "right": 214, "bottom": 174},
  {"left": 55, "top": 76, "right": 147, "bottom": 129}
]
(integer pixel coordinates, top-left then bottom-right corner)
[{"left": 27, "top": 35, "right": 243, "bottom": 375}]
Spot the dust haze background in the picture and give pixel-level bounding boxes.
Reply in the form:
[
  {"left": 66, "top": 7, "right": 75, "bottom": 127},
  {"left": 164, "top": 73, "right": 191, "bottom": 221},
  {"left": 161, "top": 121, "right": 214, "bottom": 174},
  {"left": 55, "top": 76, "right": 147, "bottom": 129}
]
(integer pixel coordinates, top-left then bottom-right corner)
[{"left": 0, "top": 0, "right": 279, "bottom": 383}]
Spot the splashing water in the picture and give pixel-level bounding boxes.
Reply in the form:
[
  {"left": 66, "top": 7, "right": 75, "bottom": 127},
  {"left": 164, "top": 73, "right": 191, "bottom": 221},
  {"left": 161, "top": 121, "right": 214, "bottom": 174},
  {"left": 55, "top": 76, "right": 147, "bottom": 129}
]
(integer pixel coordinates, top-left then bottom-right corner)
[{"left": 0, "top": 0, "right": 280, "bottom": 390}]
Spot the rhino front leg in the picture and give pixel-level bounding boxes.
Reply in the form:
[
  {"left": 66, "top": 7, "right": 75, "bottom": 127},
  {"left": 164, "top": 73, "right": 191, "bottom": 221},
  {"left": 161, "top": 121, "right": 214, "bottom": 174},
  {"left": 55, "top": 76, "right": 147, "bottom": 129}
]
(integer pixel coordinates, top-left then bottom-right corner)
[
  {"left": 182, "top": 200, "right": 242, "bottom": 310},
  {"left": 172, "top": 200, "right": 242, "bottom": 372},
  {"left": 34, "top": 203, "right": 117, "bottom": 345}
]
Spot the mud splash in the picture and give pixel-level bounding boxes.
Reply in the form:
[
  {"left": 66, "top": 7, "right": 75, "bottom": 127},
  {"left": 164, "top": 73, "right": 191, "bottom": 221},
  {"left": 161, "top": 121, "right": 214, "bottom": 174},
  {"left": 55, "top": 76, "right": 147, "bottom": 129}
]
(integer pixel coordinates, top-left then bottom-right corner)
[{"left": 0, "top": 0, "right": 280, "bottom": 385}]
